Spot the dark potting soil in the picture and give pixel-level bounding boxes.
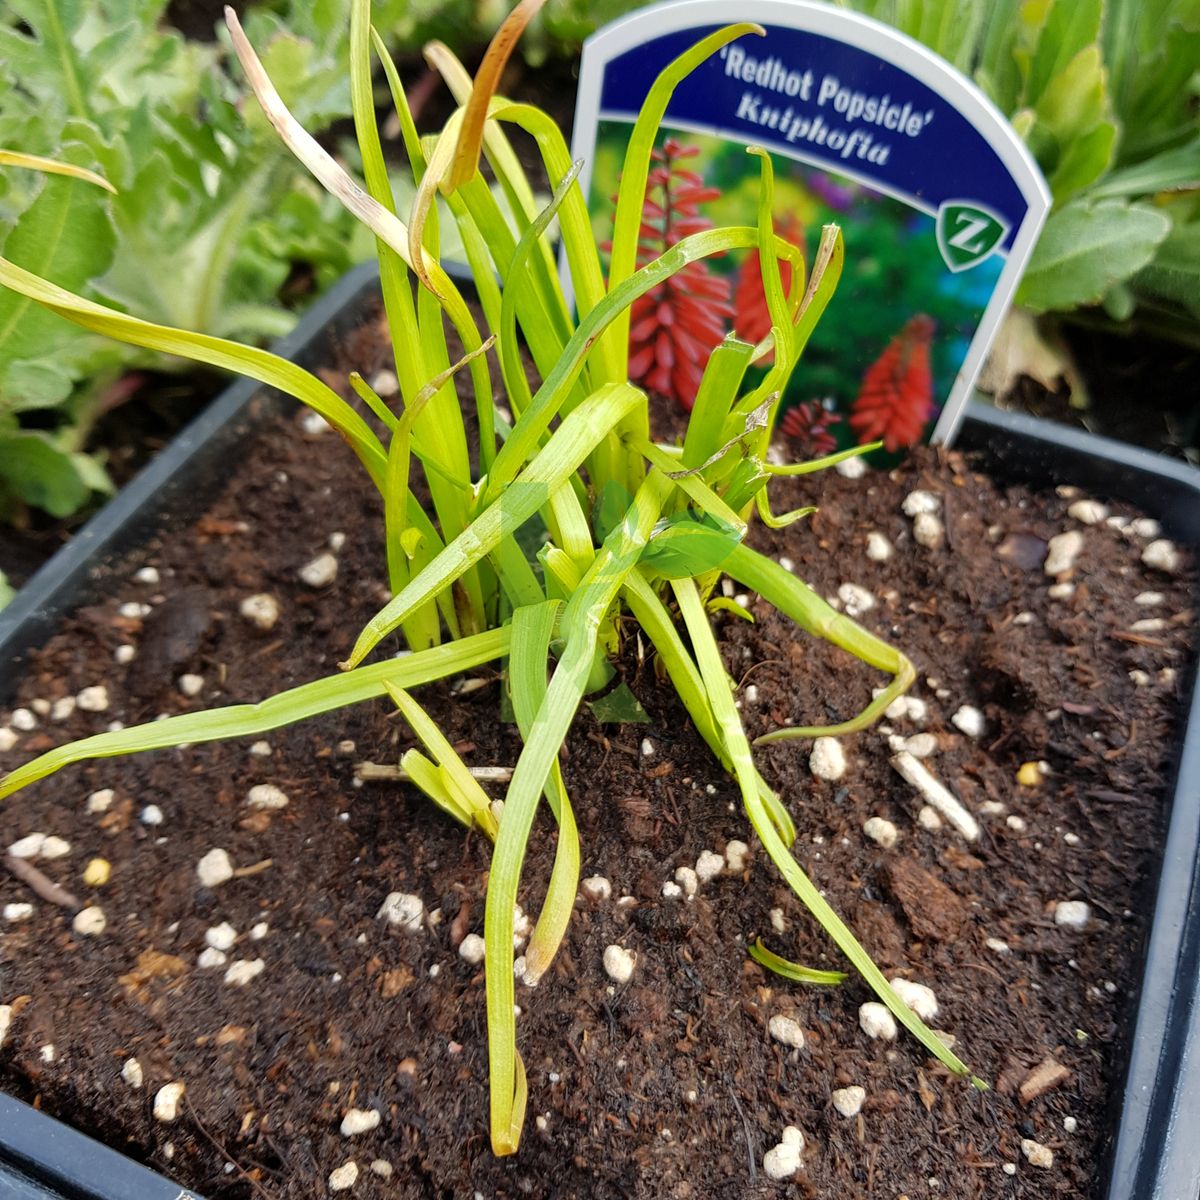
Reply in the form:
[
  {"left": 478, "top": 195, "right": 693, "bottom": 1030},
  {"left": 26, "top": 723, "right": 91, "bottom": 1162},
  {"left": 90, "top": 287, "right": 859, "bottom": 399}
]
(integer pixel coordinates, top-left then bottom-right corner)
[{"left": 0, "top": 312, "right": 1196, "bottom": 1200}]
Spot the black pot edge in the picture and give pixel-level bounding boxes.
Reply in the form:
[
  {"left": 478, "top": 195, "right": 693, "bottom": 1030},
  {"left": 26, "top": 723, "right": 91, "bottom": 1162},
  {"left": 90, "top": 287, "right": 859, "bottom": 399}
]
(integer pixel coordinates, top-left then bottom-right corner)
[
  {"left": 0, "top": 1093, "right": 202, "bottom": 1200},
  {"left": 0, "top": 265, "right": 1196, "bottom": 1200}
]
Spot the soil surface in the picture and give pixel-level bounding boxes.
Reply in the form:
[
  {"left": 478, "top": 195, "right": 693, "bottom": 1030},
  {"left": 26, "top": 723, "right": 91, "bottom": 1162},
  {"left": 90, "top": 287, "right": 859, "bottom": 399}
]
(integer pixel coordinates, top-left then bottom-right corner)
[{"left": 0, "top": 307, "right": 1196, "bottom": 1200}]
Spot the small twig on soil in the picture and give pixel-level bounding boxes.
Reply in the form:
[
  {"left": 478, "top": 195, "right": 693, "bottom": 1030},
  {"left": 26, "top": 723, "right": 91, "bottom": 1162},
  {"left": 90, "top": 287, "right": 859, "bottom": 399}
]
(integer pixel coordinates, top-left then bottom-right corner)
[
  {"left": 723, "top": 1073, "right": 757, "bottom": 1182},
  {"left": 355, "top": 761, "right": 514, "bottom": 783},
  {"left": 3, "top": 854, "right": 78, "bottom": 909},
  {"left": 183, "top": 1093, "right": 280, "bottom": 1200},
  {"left": 890, "top": 751, "right": 980, "bottom": 841},
  {"left": 231, "top": 858, "right": 273, "bottom": 879}
]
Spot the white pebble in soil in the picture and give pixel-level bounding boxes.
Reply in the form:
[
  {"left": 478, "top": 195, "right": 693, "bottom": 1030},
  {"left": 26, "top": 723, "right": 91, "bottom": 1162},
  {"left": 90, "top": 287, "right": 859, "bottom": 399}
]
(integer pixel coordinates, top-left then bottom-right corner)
[
  {"left": 8, "top": 833, "right": 45, "bottom": 859},
  {"left": 1043, "top": 530, "right": 1084, "bottom": 576},
  {"left": 1048, "top": 583, "right": 1075, "bottom": 600},
  {"left": 87, "top": 789, "right": 115, "bottom": 814},
  {"left": 837, "top": 583, "right": 875, "bottom": 617},
  {"left": 1021, "top": 1139, "right": 1054, "bottom": 1169},
  {"left": 249, "top": 740, "right": 272, "bottom": 757},
  {"left": 76, "top": 686, "right": 109, "bottom": 712},
  {"left": 205, "top": 922, "right": 238, "bottom": 951},
  {"left": 603, "top": 945, "right": 636, "bottom": 984},
  {"left": 114, "top": 645, "right": 136, "bottom": 665},
  {"left": 458, "top": 933, "right": 486, "bottom": 964},
  {"left": 918, "top": 806, "right": 942, "bottom": 831},
  {"left": 377, "top": 892, "right": 424, "bottom": 930},
  {"left": 1127, "top": 518, "right": 1161, "bottom": 541},
  {"left": 762, "top": 1126, "right": 805, "bottom": 1180},
  {"left": 240, "top": 594, "right": 280, "bottom": 631},
  {"left": 859, "top": 1002, "right": 898, "bottom": 1041},
  {"left": 661, "top": 881, "right": 683, "bottom": 899},
  {"left": 1135, "top": 591, "right": 1165, "bottom": 607},
  {"left": 1067, "top": 500, "right": 1108, "bottom": 525},
  {"left": 140, "top": 804, "right": 164, "bottom": 826},
  {"left": 41, "top": 836, "right": 71, "bottom": 859},
  {"left": 329, "top": 1161, "right": 359, "bottom": 1192},
  {"left": 177, "top": 674, "right": 204, "bottom": 698},
  {"left": 951, "top": 705, "right": 986, "bottom": 738},
  {"left": 121, "top": 1057, "right": 143, "bottom": 1088},
  {"left": 246, "top": 784, "right": 289, "bottom": 810},
  {"left": 580, "top": 875, "right": 612, "bottom": 901},
  {"left": 153, "top": 1082, "right": 185, "bottom": 1122},
  {"left": 340, "top": 1108, "right": 381, "bottom": 1137},
  {"left": 0, "top": 728, "right": 17, "bottom": 752},
  {"left": 836, "top": 455, "right": 866, "bottom": 479},
  {"left": 10, "top": 708, "right": 37, "bottom": 732},
  {"left": 72, "top": 906, "right": 106, "bottom": 936},
  {"left": 865, "top": 532, "right": 893, "bottom": 562},
  {"left": 768, "top": 1015, "right": 805, "bottom": 1049},
  {"left": 250, "top": 921, "right": 269, "bottom": 940},
  {"left": 902, "top": 490, "right": 940, "bottom": 516},
  {"left": 674, "top": 866, "right": 699, "bottom": 898},
  {"left": 1142, "top": 539, "right": 1181, "bottom": 574},
  {"left": 912, "top": 512, "right": 944, "bottom": 549},
  {"left": 809, "top": 736, "right": 846, "bottom": 781},
  {"left": 831, "top": 1086, "right": 866, "bottom": 1118},
  {"left": 50, "top": 696, "right": 76, "bottom": 721},
  {"left": 1054, "top": 900, "right": 1091, "bottom": 930},
  {"left": 903, "top": 733, "right": 938, "bottom": 759},
  {"left": 640, "top": 737, "right": 655, "bottom": 758},
  {"left": 134, "top": 566, "right": 161, "bottom": 586},
  {"left": 863, "top": 817, "right": 898, "bottom": 848},
  {"left": 724, "top": 840, "right": 750, "bottom": 873},
  {"left": 889, "top": 978, "right": 938, "bottom": 1021},
  {"left": 196, "top": 848, "right": 234, "bottom": 888},
  {"left": 4, "top": 903, "right": 34, "bottom": 922},
  {"left": 224, "top": 959, "right": 265, "bottom": 987},
  {"left": 298, "top": 552, "right": 338, "bottom": 588},
  {"left": 695, "top": 850, "right": 725, "bottom": 883}
]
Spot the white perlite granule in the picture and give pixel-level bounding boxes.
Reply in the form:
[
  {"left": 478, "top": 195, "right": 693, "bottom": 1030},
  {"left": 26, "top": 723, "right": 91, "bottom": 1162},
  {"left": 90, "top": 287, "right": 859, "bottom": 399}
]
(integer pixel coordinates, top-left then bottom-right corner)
[
  {"left": 768, "top": 1015, "right": 805, "bottom": 1049},
  {"left": 377, "top": 892, "right": 424, "bottom": 930},
  {"left": 809, "top": 736, "right": 846, "bottom": 781},
  {"left": 858, "top": 1002, "right": 897, "bottom": 1041},
  {"left": 196, "top": 848, "right": 234, "bottom": 888},
  {"left": 153, "top": 1082, "right": 185, "bottom": 1122},
  {"left": 832, "top": 1086, "right": 866, "bottom": 1117},
  {"left": 763, "top": 1126, "right": 805, "bottom": 1180},
  {"left": 340, "top": 1108, "right": 382, "bottom": 1137},
  {"left": 1054, "top": 900, "right": 1091, "bottom": 930},
  {"left": 602, "top": 945, "right": 635, "bottom": 984}
]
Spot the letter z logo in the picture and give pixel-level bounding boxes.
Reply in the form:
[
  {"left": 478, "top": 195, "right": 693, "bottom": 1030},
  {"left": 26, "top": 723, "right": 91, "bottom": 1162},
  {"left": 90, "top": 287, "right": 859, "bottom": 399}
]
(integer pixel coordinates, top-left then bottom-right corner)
[{"left": 935, "top": 201, "right": 1008, "bottom": 272}]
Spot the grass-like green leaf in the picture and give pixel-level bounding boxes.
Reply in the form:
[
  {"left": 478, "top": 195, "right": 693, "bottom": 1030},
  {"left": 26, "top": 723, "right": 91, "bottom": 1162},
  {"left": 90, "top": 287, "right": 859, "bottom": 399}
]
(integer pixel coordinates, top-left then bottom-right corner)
[
  {"left": 749, "top": 938, "right": 848, "bottom": 985},
  {"left": 0, "top": 628, "right": 510, "bottom": 803}
]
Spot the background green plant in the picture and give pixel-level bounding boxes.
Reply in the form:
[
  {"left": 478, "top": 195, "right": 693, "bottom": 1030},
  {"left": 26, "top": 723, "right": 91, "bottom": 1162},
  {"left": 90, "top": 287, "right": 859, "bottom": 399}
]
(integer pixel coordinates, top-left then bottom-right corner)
[{"left": 0, "top": 0, "right": 383, "bottom": 523}]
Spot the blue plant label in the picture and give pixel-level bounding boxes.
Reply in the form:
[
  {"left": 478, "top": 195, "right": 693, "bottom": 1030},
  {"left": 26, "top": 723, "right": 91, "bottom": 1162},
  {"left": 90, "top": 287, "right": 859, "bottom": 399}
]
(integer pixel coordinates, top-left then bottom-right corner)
[{"left": 571, "top": 0, "right": 1050, "bottom": 456}]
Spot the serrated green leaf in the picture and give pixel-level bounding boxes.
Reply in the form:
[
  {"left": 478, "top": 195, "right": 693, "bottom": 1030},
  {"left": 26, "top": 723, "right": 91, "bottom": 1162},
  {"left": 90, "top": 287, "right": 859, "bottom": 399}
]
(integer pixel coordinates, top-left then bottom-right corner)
[
  {"left": 1135, "top": 216, "right": 1200, "bottom": 316},
  {"left": 1017, "top": 199, "right": 1172, "bottom": 310}
]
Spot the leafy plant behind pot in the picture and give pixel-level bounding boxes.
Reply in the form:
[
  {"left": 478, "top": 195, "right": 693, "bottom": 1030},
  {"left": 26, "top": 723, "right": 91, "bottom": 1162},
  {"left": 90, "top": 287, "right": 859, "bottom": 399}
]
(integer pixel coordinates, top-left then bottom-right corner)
[
  {"left": 0, "top": 0, "right": 377, "bottom": 526},
  {"left": 0, "top": 0, "right": 984, "bottom": 1156}
]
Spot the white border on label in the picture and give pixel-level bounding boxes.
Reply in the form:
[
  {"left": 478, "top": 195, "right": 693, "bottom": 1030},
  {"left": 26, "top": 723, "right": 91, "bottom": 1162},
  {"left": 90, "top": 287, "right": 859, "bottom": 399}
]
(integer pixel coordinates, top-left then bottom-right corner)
[{"left": 570, "top": 0, "right": 1051, "bottom": 446}]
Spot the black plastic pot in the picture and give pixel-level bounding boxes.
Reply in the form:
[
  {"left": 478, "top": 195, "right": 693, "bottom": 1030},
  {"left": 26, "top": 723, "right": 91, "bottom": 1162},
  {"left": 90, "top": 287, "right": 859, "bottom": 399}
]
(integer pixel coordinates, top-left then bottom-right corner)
[{"left": 1, "top": 265, "right": 1197, "bottom": 1200}]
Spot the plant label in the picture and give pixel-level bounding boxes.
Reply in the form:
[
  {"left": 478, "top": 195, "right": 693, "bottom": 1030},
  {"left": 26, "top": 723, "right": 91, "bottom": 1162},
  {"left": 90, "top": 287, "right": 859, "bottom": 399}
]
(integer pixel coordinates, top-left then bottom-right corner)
[{"left": 572, "top": 0, "right": 1051, "bottom": 456}]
